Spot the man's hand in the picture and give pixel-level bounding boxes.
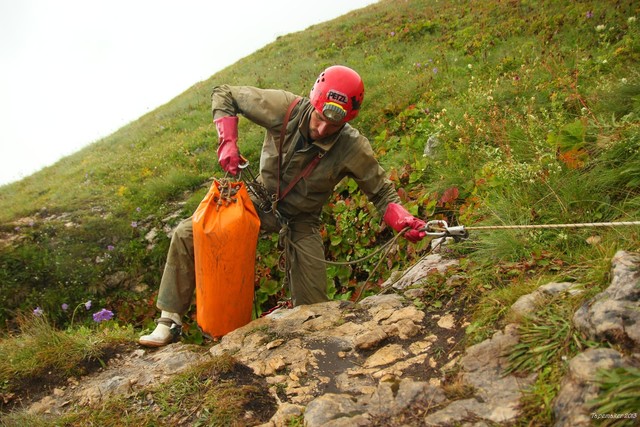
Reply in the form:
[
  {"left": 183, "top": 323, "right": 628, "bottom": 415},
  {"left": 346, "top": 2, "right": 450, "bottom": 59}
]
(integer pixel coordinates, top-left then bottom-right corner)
[
  {"left": 383, "top": 203, "right": 427, "bottom": 243},
  {"left": 214, "top": 116, "right": 241, "bottom": 175}
]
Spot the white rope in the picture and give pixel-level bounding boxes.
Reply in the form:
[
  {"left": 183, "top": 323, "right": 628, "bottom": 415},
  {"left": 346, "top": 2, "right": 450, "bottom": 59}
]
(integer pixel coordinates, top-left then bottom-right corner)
[{"left": 465, "top": 221, "right": 640, "bottom": 231}]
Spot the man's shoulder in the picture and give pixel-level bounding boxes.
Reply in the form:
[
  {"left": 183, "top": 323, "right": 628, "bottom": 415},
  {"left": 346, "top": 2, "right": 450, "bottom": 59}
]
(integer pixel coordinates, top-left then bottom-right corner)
[{"left": 339, "top": 123, "right": 368, "bottom": 144}]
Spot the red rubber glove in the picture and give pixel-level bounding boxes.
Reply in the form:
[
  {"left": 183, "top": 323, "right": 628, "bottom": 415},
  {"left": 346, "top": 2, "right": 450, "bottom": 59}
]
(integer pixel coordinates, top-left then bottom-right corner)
[
  {"left": 383, "top": 203, "right": 427, "bottom": 243},
  {"left": 214, "top": 116, "right": 241, "bottom": 175}
]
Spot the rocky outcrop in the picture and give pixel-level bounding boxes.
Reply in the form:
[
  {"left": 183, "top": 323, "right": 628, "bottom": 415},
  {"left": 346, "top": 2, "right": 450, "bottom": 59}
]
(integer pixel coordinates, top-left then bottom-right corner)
[
  {"left": 22, "top": 251, "right": 640, "bottom": 426},
  {"left": 510, "top": 281, "right": 584, "bottom": 318},
  {"left": 207, "top": 290, "right": 534, "bottom": 427},
  {"left": 381, "top": 253, "right": 459, "bottom": 290},
  {"left": 553, "top": 348, "right": 634, "bottom": 427},
  {"left": 423, "top": 323, "right": 536, "bottom": 426},
  {"left": 573, "top": 250, "right": 640, "bottom": 351},
  {"left": 553, "top": 250, "right": 640, "bottom": 427},
  {"left": 27, "top": 344, "right": 207, "bottom": 415},
  {"left": 209, "top": 295, "right": 441, "bottom": 413}
]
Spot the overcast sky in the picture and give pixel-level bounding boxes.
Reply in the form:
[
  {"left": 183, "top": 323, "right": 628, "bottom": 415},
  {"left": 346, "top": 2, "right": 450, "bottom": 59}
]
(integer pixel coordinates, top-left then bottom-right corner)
[{"left": 0, "top": 0, "right": 377, "bottom": 186}]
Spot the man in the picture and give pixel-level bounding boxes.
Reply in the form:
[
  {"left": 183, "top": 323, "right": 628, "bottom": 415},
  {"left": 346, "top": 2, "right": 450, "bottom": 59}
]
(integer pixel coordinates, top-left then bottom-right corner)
[{"left": 139, "top": 65, "right": 426, "bottom": 347}]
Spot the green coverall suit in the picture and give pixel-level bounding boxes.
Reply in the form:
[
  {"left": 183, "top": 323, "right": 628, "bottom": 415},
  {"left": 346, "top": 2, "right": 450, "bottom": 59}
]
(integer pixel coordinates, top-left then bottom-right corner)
[{"left": 156, "top": 85, "right": 400, "bottom": 314}]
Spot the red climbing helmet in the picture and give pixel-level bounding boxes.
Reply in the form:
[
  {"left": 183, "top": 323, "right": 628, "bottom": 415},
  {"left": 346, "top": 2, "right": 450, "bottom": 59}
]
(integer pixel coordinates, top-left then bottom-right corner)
[{"left": 309, "top": 65, "right": 365, "bottom": 124}]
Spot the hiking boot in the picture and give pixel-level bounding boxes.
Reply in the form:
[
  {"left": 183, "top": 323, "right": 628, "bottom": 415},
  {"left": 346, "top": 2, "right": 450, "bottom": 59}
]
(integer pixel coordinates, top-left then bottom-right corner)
[{"left": 139, "top": 311, "right": 182, "bottom": 347}]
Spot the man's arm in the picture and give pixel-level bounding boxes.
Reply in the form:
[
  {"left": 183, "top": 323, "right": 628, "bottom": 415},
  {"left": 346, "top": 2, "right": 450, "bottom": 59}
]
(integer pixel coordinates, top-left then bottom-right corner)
[
  {"left": 343, "top": 129, "right": 426, "bottom": 243},
  {"left": 210, "top": 85, "right": 299, "bottom": 175},
  {"left": 211, "top": 85, "right": 297, "bottom": 129}
]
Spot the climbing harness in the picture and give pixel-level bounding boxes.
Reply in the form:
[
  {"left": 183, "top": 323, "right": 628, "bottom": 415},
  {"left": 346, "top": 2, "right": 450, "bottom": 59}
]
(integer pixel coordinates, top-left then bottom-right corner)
[
  {"left": 234, "top": 95, "right": 327, "bottom": 307},
  {"left": 274, "top": 96, "right": 303, "bottom": 213},
  {"left": 235, "top": 96, "right": 312, "bottom": 217}
]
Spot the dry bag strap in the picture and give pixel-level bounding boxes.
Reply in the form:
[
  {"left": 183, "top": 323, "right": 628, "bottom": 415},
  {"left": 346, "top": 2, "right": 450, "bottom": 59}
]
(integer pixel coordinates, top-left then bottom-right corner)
[{"left": 276, "top": 97, "right": 302, "bottom": 204}]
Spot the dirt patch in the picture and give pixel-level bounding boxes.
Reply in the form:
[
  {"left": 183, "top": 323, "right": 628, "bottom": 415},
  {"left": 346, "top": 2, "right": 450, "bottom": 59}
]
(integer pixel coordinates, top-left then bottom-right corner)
[
  {"left": 402, "top": 268, "right": 477, "bottom": 383},
  {"left": 365, "top": 287, "right": 477, "bottom": 426},
  {"left": 417, "top": 304, "right": 471, "bottom": 380},
  {"left": 308, "top": 338, "right": 360, "bottom": 394},
  {"left": 220, "top": 362, "right": 278, "bottom": 423}
]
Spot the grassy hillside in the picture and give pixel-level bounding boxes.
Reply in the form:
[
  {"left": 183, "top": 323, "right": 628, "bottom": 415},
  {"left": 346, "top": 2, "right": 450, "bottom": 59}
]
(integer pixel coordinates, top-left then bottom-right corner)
[
  {"left": 1, "top": 0, "right": 639, "bottom": 327},
  {"left": 1, "top": 0, "right": 639, "bottom": 424}
]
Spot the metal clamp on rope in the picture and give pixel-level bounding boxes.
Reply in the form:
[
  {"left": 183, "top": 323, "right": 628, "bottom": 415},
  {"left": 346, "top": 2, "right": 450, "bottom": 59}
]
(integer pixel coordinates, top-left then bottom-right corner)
[
  {"left": 424, "top": 220, "right": 469, "bottom": 241},
  {"left": 445, "top": 225, "right": 469, "bottom": 241}
]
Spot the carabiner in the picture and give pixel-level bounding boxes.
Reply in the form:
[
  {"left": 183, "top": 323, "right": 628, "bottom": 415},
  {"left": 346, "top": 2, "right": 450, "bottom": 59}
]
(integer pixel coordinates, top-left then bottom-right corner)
[
  {"left": 238, "top": 156, "right": 250, "bottom": 170},
  {"left": 423, "top": 220, "right": 468, "bottom": 240},
  {"left": 424, "top": 220, "right": 449, "bottom": 237}
]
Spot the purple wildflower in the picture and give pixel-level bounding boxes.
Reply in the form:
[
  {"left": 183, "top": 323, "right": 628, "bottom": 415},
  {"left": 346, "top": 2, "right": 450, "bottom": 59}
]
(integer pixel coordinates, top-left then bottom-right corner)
[
  {"left": 107, "top": 245, "right": 115, "bottom": 251},
  {"left": 33, "top": 307, "right": 44, "bottom": 316},
  {"left": 92, "top": 308, "right": 114, "bottom": 323},
  {"left": 432, "top": 67, "right": 438, "bottom": 74},
  {"left": 84, "top": 300, "right": 92, "bottom": 310},
  {"left": 131, "top": 221, "right": 138, "bottom": 228},
  {"left": 586, "top": 11, "right": 593, "bottom": 19},
  {"left": 61, "top": 303, "right": 69, "bottom": 311},
  {"left": 136, "top": 207, "right": 141, "bottom": 212}
]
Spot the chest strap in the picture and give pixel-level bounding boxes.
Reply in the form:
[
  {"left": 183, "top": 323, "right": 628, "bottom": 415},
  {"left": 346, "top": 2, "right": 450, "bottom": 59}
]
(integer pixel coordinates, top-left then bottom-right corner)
[
  {"left": 273, "top": 96, "right": 325, "bottom": 210},
  {"left": 275, "top": 97, "right": 302, "bottom": 206},
  {"left": 279, "top": 150, "right": 324, "bottom": 201}
]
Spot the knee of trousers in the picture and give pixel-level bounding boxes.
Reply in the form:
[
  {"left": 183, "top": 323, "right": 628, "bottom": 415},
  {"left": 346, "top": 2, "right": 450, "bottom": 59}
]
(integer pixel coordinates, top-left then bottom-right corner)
[
  {"left": 287, "top": 231, "right": 328, "bottom": 305},
  {"left": 167, "top": 218, "right": 194, "bottom": 261},
  {"left": 172, "top": 218, "right": 193, "bottom": 241}
]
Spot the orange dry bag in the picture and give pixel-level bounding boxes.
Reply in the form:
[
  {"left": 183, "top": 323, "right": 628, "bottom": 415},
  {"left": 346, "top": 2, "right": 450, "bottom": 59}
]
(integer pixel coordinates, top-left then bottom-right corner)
[{"left": 192, "top": 180, "right": 260, "bottom": 338}]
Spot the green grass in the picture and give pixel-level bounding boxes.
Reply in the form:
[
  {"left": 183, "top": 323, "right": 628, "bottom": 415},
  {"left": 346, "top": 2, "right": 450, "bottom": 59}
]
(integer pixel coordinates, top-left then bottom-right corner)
[
  {"left": 590, "top": 366, "right": 640, "bottom": 427},
  {"left": 505, "top": 299, "right": 599, "bottom": 425},
  {"left": 0, "top": 0, "right": 639, "bottom": 424},
  {"left": 0, "top": 313, "right": 136, "bottom": 401}
]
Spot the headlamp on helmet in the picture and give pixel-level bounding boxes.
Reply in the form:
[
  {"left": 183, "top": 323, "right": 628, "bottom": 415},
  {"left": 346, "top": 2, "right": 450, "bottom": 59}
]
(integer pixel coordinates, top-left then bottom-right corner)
[
  {"left": 310, "top": 65, "right": 365, "bottom": 124},
  {"left": 322, "top": 102, "right": 347, "bottom": 123}
]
